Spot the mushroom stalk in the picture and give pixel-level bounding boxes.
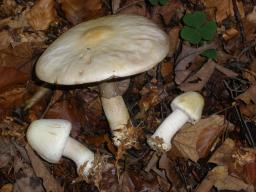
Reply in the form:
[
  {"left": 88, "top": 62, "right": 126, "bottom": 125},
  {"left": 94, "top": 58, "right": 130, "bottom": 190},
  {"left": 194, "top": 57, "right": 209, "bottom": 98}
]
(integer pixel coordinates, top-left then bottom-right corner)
[
  {"left": 148, "top": 109, "right": 189, "bottom": 151},
  {"left": 63, "top": 137, "right": 95, "bottom": 175},
  {"left": 99, "top": 82, "right": 130, "bottom": 146}
]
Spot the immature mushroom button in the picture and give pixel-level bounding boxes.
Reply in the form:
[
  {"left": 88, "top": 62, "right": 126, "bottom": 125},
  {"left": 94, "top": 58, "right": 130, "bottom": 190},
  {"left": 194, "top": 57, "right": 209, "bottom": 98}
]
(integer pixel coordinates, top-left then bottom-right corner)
[
  {"left": 147, "top": 92, "right": 204, "bottom": 152},
  {"left": 35, "top": 14, "right": 170, "bottom": 146},
  {"left": 26, "top": 119, "right": 95, "bottom": 175}
]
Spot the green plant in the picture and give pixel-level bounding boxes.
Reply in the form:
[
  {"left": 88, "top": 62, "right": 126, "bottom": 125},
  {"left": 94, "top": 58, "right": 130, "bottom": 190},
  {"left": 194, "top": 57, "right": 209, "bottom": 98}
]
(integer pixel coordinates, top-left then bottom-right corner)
[
  {"left": 180, "top": 11, "right": 217, "bottom": 60},
  {"left": 149, "top": 0, "right": 169, "bottom": 6}
]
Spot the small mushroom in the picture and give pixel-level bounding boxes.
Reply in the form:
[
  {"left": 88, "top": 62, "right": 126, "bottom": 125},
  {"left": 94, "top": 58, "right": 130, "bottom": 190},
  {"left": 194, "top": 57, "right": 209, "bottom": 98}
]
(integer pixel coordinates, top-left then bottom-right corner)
[
  {"left": 35, "top": 14, "right": 170, "bottom": 146},
  {"left": 147, "top": 92, "right": 204, "bottom": 152},
  {"left": 26, "top": 119, "right": 95, "bottom": 175}
]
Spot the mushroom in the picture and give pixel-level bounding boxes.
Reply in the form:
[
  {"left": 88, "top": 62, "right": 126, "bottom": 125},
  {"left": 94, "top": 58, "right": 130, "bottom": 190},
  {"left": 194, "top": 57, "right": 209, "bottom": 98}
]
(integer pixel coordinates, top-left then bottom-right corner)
[
  {"left": 35, "top": 14, "right": 170, "bottom": 146},
  {"left": 147, "top": 91, "right": 204, "bottom": 152},
  {"left": 26, "top": 119, "right": 95, "bottom": 175}
]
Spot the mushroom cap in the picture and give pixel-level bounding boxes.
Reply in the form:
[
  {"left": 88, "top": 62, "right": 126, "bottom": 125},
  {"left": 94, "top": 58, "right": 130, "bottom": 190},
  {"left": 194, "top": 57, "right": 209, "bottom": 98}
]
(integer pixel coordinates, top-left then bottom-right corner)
[
  {"left": 36, "top": 14, "right": 169, "bottom": 85},
  {"left": 171, "top": 92, "right": 204, "bottom": 122},
  {"left": 26, "top": 119, "right": 71, "bottom": 163}
]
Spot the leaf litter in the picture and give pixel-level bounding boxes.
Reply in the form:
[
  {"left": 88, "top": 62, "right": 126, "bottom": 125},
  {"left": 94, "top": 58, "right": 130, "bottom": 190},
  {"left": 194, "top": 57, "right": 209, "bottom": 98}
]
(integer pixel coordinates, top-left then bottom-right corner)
[{"left": 0, "top": 0, "right": 255, "bottom": 191}]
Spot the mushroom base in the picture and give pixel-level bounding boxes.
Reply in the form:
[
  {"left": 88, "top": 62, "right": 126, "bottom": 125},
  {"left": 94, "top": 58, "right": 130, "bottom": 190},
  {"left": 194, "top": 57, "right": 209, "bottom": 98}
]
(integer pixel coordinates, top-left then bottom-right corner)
[
  {"left": 63, "top": 137, "right": 95, "bottom": 176},
  {"left": 100, "top": 95, "right": 130, "bottom": 146},
  {"left": 147, "top": 109, "right": 189, "bottom": 152}
]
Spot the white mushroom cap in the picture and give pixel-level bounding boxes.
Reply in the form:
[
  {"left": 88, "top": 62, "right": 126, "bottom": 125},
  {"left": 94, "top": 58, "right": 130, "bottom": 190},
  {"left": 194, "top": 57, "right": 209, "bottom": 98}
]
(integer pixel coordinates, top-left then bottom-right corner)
[
  {"left": 171, "top": 92, "right": 204, "bottom": 123},
  {"left": 26, "top": 119, "right": 71, "bottom": 163},
  {"left": 36, "top": 14, "right": 169, "bottom": 85}
]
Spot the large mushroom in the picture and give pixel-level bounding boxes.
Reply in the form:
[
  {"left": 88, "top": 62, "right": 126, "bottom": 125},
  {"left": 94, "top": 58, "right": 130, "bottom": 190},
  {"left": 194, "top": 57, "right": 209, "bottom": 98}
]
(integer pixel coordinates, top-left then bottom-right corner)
[{"left": 35, "top": 14, "right": 169, "bottom": 146}]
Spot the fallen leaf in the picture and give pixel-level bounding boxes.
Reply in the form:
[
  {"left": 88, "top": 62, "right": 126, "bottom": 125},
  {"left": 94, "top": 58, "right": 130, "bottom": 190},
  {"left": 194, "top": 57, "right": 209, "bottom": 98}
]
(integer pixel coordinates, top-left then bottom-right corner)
[
  {"left": 160, "top": 60, "right": 173, "bottom": 82},
  {"left": 214, "top": 173, "right": 254, "bottom": 192},
  {"left": 25, "top": 144, "right": 64, "bottom": 192},
  {"left": 60, "top": 0, "right": 105, "bottom": 25},
  {"left": 236, "top": 85, "right": 256, "bottom": 104},
  {"left": 151, "top": 0, "right": 184, "bottom": 26},
  {"left": 222, "top": 27, "right": 239, "bottom": 41},
  {"left": 173, "top": 115, "right": 232, "bottom": 162},
  {"left": 247, "top": 6, "right": 256, "bottom": 24},
  {"left": 244, "top": 162, "right": 256, "bottom": 185},
  {"left": 117, "top": 0, "right": 148, "bottom": 17},
  {"left": 179, "top": 60, "right": 216, "bottom": 91},
  {"left": 0, "top": 30, "right": 11, "bottom": 50},
  {"left": 0, "top": 67, "right": 28, "bottom": 92},
  {"left": 13, "top": 177, "right": 45, "bottom": 192},
  {"left": 0, "top": 43, "right": 35, "bottom": 74},
  {"left": 138, "top": 86, "right": 168, "bottom": 113},
  {"left": 175, "top": 43, "right": 216, "bottom": 84},
  {"left": 0, "top": 184, "right": 13, "bottom": 192},
  {"left": 215, "top": 64, "right": 238, "bottom": 77},
  {"left": 167, "top": 26, "right": 181, "bottom": 57},
  {"left": 208, "top": 138, "right": 235, "bottom": 165},
  {"left": 26, "top": 0, "right": 57, "bottom": 30},
  {"left": 202, "top": 0, "right": 245, "bottom": 22},
  {"left": 0, "top": 87, "right": 27, "bottom": 113}
]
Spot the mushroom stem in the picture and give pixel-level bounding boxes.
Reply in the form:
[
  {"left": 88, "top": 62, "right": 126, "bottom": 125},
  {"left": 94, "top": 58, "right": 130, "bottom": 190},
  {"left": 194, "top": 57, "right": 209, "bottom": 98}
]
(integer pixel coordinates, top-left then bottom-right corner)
[
  {"left": 63, "top": 137, "right": 95, "bottom": 175},
  {"left": 99, "top": 81, "right": 130, "bottom": 146},
  {"left": 148, "top": 108, "right": 189, "bottom": 151}
]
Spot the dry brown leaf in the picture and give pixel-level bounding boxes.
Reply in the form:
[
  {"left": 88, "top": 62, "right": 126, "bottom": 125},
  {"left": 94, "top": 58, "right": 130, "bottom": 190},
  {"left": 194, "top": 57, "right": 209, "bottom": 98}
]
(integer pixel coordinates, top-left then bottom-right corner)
[
  {"left": 25, "top": 144, "right": 64, "bottom": 192},
  {"left": 0, "top": 31, "right": 11, "bottom": 50},
  {"left": 151, "top": 0, "right": 184, "bottom": 26},
  {"left": 215, "top": 64, "right": 238, "bottom": 77},
  {"left": 179, "top": 60, "right": 216, "bottom": 91},
  {"left": 196, "top": 166, "right": 228, "bottom": 192},
  {"left": 0, "top": 87, "right": 27, "bottom": 111},
  {"left": 117, "top": 0, "right": 148, "bottom": 17},
  {"left": 26, "top": 0, "right": 57, "bottom": 30},
  {"left": 236, "top": 85, "right": 256, "bottom": 104},
  {"left": 222, "top": 27, "right": 239, "bottom": 41},
  {"left": 167, "top": 26, "right": 181, "bottom": 57},
  {"left": 60, "top": 0, "right": 105, "bottom": 25},
  {"left": 175, "top": 43, "right": 216, "bottom": 84},
  {"left": 244, "top": 162, "right": 256, "bottom": 185},
  {"left": 0, "top": 67, "right": 28, "bottom": 92},
  {"left": 160, "top": 61, "right": 173, "bottom": 82},
  {"left": 214, "top": 173, "right": 254, "bottom": 192},
  {"left": 0, "top": 184, "right": 13, "bottom": 192},
  {"left": 13, "top": 177, "right": 45, "bottom": 192},
  {"left": 208, "top": 138, "right": 235, "bottom": 165},
  {"left": 138, "top": 86, "right": 167, "bottom": 113},
  {"left": 247, "top": 6, "right": 256, "bottom": 24},
  {"left": 202, "top": 0, "right": 245, "bottom": 22},
  {"left": 173, "top": 115, "right": 232, "bottom": 162},
  {"left": 0, "top": 43, "right": 35, "bottom": 73}
]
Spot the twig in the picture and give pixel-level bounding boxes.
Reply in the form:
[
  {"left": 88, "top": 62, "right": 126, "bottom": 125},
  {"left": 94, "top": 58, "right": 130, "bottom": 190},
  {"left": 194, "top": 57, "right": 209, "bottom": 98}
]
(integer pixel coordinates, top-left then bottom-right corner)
[{"left": 232, "top": 0, "right": 246, "bottom": 45}]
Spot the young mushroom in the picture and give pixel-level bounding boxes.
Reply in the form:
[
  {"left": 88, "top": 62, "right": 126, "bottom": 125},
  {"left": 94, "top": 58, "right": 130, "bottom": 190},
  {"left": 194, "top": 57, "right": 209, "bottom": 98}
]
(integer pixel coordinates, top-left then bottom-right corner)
[
  {"left": 147, "top": 92, "right": 204, "bottom": 152},
  {"left": 35, "top": 14, "right": 170, "bottom": 146},
  {"left": 26, "top": 119, "right": 95, "bottom": 175}
]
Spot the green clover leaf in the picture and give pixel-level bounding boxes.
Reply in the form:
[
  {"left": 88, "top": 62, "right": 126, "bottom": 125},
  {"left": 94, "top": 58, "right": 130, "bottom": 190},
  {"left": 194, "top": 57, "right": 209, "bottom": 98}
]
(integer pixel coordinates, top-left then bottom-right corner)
[
  {"left": 180, "top": 26, "right": 201, "bottom": 44},
  {"left": 183, "top": 11, "right": 207, "bottom": 28}
]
